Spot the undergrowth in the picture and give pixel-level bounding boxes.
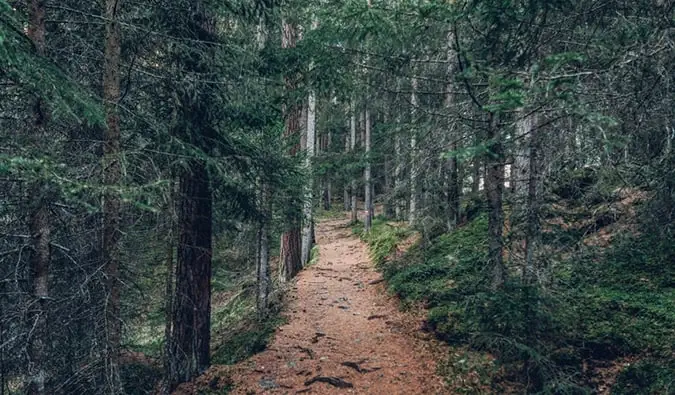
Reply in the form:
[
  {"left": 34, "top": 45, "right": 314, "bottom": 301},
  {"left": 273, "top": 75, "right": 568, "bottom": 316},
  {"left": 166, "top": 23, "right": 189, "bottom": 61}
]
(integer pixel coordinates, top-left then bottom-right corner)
[
  {"left": 359, "top": 210, "right": 675, "bottom": 393},
  {"left": 121, "top": 232, "right": 284, "bottom": 393},
  {"left": 353, "top": 217, "right": 412, "bottom": 265}
]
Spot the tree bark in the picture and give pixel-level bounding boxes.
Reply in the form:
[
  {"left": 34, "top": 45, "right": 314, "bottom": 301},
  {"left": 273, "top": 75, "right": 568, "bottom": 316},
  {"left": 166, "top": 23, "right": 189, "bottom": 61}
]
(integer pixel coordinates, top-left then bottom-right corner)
[
  {"left": 364, "top": 106, "right": 373, "bottom": 231},
  {"left": 279, "top": 18, "right": 302, "bottom": 281},
  {"left": 408, "top": 77, "right": 419, "bottom": 226},
  {"left": 26, "top": 2, "right": 50, "bottom": 394},
  {"left": 344, "top": 116, "right": 351, "bottom": 211},
  {"left": 301, "top": 90, "right": 316, "bottom": 266},
  {"left": 511, "top": 112, "right": 535, "bottom": 274},
  {"left": 395, "top": 132, "right": 403, "bottom": 220},
  {"left": 323, "top": 131, "right": 332, "bottom": 211},
  {"left": 167, "top": 162, "right": 213, "bottom": 389},
  {"left": 524, "top": 117, "right": 541, "bottom": 285},
  {"left": 471, "top": 157, "right": 481, "bottom": 195},
  {"left": 102, "top": 0, "right": 123, "bottom": 391},
  {"left": 350, "top": 100, "right": 358, "bottom": 223},
  {"left": 166, "top": 2, "right": 216, "bottom": 388},
  {"left": 444, "top": 30, "right": 460, "bottom": 231},
  {"left": 485, "top": 113, "right": 505, "bottom": 289},
  {"left": 256, "top": 182, "right": 271, "bottom": 319}
]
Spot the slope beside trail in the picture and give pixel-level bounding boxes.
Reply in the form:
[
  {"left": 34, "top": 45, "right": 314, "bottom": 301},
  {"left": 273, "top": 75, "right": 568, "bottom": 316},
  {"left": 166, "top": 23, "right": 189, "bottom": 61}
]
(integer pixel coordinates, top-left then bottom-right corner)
[{"left": 228, "top": 218, "right": 446, "bottom": 394}]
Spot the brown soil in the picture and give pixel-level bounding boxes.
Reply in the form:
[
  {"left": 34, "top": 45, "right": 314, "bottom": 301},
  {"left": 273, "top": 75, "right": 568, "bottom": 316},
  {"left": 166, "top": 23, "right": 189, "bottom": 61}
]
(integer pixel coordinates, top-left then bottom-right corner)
[{"left": 226, "top": 218, "right": 447, "bottom": 394}]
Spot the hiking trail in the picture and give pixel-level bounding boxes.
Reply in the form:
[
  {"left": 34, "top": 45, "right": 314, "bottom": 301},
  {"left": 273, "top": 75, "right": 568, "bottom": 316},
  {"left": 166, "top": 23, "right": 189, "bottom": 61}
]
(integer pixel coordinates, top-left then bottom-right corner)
[{"left": 223, "top": 217, "right": 445, "bottom": 394}]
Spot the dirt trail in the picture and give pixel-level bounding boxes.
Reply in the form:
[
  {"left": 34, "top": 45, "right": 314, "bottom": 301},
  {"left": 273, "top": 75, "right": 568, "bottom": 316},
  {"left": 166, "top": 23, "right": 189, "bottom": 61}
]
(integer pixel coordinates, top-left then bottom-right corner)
[{"left": 229, "top": 218, "right": 445, "bottom": 394}]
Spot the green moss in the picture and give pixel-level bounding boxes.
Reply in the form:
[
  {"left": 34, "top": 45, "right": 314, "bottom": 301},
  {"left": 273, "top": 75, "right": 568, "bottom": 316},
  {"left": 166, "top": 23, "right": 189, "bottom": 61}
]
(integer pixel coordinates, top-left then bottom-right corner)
[
  {"left": 363, "top": 211, "right": 674, "bottom": 392},
  {"left": 613, "top": 359, "right": 674, "bottom": 394}
]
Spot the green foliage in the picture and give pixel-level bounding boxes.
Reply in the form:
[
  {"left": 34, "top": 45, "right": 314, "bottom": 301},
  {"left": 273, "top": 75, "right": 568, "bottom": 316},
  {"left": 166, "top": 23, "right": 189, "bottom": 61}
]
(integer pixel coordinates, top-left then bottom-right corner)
[
  {"left": 383, "top": 215, "right": 488, "bottom": 308},
  {"left": 438, "top": 351, "right": 497, "bottom": 394},
  {"left": 0, "top": 1, "right": 103, "bottom": 125},
  {"left": 354, "top": 218, "right": 411, "bottom": 266}
]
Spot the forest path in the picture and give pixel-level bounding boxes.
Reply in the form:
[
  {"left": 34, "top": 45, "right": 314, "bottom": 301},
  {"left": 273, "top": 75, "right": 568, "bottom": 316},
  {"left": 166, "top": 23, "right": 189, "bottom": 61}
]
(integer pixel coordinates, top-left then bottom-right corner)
[{"left": 229, "top": 217, "right": 446, "bottom": 394}]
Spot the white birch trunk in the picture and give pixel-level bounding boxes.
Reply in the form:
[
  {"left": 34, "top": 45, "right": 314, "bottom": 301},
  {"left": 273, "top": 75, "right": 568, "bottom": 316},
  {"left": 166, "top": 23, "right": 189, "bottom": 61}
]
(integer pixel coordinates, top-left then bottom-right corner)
[
  {"left": 364, "top": 107, "right": 373, "bottom": 231},
  {"left": 350, "top": 100, "right": 358, "bottom": 223},
  {"left": 344, "top": 118, "right": 350, "bottom": 211},
  {"left": 301, "top": 90, "right": 316, "bottom": 266}
]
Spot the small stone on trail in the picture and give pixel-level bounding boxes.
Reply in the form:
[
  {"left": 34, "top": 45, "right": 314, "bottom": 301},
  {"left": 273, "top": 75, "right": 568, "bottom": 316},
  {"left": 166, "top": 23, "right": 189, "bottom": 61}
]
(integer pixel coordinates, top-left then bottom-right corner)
[{"left": 259, "top": 378, "right": 278, "bottom": 389}]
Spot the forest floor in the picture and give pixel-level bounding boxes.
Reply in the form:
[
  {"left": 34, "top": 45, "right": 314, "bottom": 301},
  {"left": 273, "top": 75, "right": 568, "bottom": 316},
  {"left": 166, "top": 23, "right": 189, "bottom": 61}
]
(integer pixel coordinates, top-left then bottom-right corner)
[{"left": 208, "top": 217, "right": 447, "bottom": 394}]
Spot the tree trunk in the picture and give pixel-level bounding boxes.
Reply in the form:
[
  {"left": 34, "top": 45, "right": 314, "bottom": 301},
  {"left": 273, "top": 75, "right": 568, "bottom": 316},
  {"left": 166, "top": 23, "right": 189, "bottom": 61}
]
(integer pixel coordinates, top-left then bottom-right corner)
[
  {"left": 511, "top": 112, "right": 535, "bottom": 273},
  {"left": 485, "top": 113, "right": 505, "bottom": 289},
  {"left": 256, "top": 182, "right": 271, "bottom": 319},
  {"left": 524, "top": 117, "right": 541, "bottom": 285},
  {"left": 102, "top": 0, "right": 123, "bottom": 391},
  {"left": 364, "top": 106, "right": 373, "bottom": 231},
  {"left": 408, "top": 77, "right": 419, "bottom": 226},
  {"left": 395, "top": 132, "right": 403, "bottom": 220},
  {"left": 350, "top": 100, "right": 358, "bottom": 223},
  {"left": 161, "top": 212, "right": 175, "bottom": 395},
  {"left": 167, "top": 162, "right": 212, "bottom": 390},
  {"left": 26, "top": 198, "right": 50, "bottom": 395},
  {"left": 323, "top": 131, "right": 332, "bottom": 211},
  {"left": 279, "top": 18, "right": 302, "bottom": 281},
  {"left": 471, "top": 156, "right": 481, "bottom": 195},
  {"left": 26, "top": 2, "right": 50, "bottom": 394},
  {"left": 344, "top": 122, "right": 350, "bottom": 211},
  {"left": 444, "top": 31, "right": 460, "bottom": 231},
  {"left": 446, "top": 146, "right": 460, "bottom": 230},
  {"left": 301, "top": 90, "right": 316, "bottom": 267}
]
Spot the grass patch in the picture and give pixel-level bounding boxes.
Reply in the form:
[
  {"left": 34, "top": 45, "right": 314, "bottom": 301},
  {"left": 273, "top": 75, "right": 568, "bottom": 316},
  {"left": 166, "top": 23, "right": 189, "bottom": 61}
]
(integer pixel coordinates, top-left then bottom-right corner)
[
  {"left": 353, "top": 217, "right": 412, "bottom": 266},
  {"left": 306, "top": 245, "right": 320, "bottom": 267}
]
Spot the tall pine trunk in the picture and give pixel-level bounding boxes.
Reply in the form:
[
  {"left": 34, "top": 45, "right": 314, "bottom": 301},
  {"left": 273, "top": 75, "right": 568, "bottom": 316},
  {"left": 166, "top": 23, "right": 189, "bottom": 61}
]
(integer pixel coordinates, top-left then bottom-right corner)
[
  {"left": 350, "top": 100, "right": 358, "bottom": 223},
  {"left": 444, "top": 30, "right": 460, "bottom": 231},
  {"left": 344, "top": 121, "right": 350, "bottom": 211},
  {"left": 166, "top": 2, "right": 215, "bottom": 389},
  {"left": 395, "top": 132, "right": 403, "bottom": 220},
  {"left": 524, "top": 116, "right": 541, "bottom": 285},
  {"left": 102, "top": 0, "right": 123, "bottom": 391},
  {"left": 256, "top": 182, "right": 271, "bottom": 319},
  {"left": 485, "top": 114, "right": 505, "bottom": 289},
  {"left": 364, "top": 106, "right": 373, "bottom": 231},
  {"left": 408, "top": 77, "right": 419, "bottom": 226},
  {"left": 26, "top": 2, "right": 50, "bottom": 393},
  {"left": 167, "top": 162, "right": 212, "bottom": 389},
  {"left": 279, "top": 19, "right": 302, "bottom": 281},
  {"left": 512, "top": 112, "right": 535, "bottom": 275}
]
